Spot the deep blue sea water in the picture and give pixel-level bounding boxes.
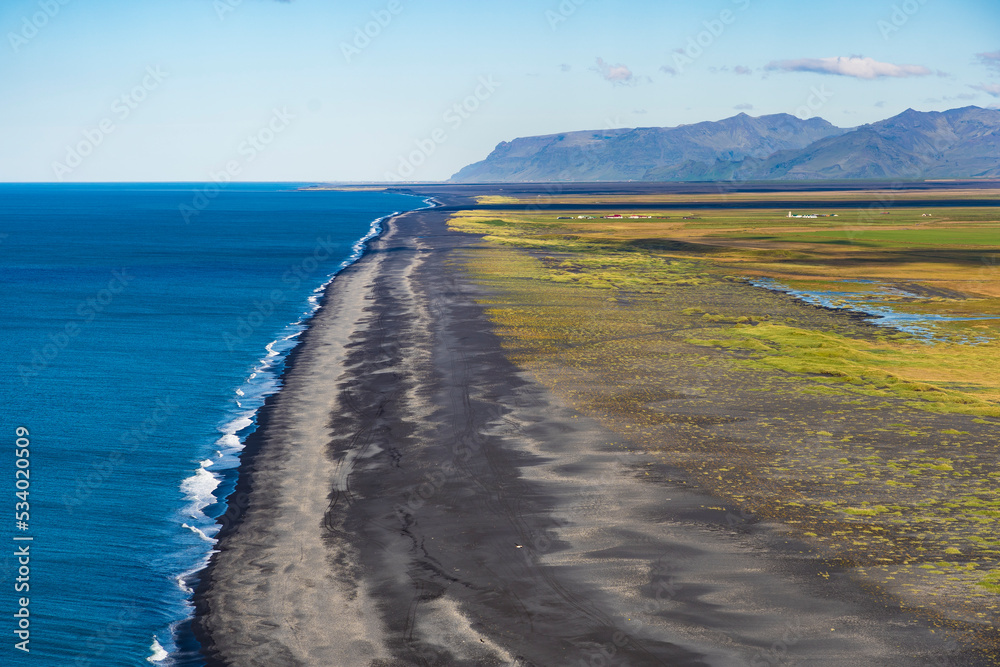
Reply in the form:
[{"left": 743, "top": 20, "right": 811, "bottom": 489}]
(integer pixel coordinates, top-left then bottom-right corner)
[{"left": 0, "top": 184, "right": 423, "bottom": 665}]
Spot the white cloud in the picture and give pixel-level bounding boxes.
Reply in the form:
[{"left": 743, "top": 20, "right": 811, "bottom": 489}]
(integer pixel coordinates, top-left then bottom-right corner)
[
  {"left": 971, "top": 83, "right": 1000, "bottom": 98},
  {"left": 927, "top": 92, "right": 979, "bottom": 103},
  {"left": 765, "top": 56, "right": 931, "bottom": 79},
  {"left": 593, "top": 57, "right": 634, "bottom": 85},
  {"left": 734, "top": 103, "right": 754, "bottom": 110},
  {"left": 976, "top": 50, "right": 1000, "bottom": 74},
  {"left": 709, "top": 66, "right": 752, "bottom": 76}
]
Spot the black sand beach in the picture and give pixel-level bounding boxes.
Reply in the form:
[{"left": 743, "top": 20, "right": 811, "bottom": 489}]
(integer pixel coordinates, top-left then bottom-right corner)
[{"left": 193, "top": 196, "right": 994, "bottom": 666}]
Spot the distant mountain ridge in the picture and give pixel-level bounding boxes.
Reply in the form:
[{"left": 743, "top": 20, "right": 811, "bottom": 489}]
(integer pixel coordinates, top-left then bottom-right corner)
[{"left": 450, "top": 106, "right": 1000, "bottom": 182}]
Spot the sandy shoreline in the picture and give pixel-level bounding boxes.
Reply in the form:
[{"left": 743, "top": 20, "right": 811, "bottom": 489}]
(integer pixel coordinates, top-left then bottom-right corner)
[{"left": 193, "top": 200, "right": 990, "bottom": 666}]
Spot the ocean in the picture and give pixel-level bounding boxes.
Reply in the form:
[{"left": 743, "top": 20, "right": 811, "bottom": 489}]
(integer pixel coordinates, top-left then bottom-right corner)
[{"left": 0, "top": 183, "right": 423, "bottom": 665}]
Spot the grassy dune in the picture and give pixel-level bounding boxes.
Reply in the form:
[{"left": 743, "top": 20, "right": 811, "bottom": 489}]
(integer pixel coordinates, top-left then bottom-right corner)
[{"left": 450, "top": 202, "right": 1000, "bottom": 646}]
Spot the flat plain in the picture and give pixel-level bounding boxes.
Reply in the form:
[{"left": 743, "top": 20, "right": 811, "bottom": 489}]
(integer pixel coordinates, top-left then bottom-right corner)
[{"left": 446, "top": 187, "right": 1000, "bottom": 659}]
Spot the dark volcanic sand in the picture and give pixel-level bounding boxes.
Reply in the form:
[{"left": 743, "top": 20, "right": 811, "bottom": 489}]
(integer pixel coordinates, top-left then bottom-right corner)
[{"left": 194, "top": 202, "right": 990, "bottom": 666}]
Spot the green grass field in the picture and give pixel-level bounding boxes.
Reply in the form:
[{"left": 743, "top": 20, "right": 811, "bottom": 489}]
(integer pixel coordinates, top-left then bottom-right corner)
[{"left": 449, "top": 198, "right": 1000, "bottom": 638}]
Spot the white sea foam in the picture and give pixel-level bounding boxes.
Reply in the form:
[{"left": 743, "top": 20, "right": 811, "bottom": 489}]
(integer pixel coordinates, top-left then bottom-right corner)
[
  {"left": 174, "top": 545, "right": 217, "bottom": 594},
  {"left": 182, "top": 523, "right": 216, "bottom": 543},
  {"left": 220, "top": 413, "right": 254, "bottom": 436},
  {"left": 174, "top": 573, "right": 192, "bottom": 595},
  {"left": 180, "top": 465, "right": 220, "bottom": 520},
  {"left": 147, "top": 637, "right": 169, "bottom": 663}
]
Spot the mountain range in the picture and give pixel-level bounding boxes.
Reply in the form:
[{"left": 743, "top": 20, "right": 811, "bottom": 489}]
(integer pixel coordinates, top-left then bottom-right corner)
[{"left": 450, "top": 106, "right": 1000, "bottom": 182}]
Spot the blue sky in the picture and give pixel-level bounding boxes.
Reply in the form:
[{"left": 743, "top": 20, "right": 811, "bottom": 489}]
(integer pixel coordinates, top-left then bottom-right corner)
[{"left": 1, "top": 0, "right": 998, "bottom": 182}]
